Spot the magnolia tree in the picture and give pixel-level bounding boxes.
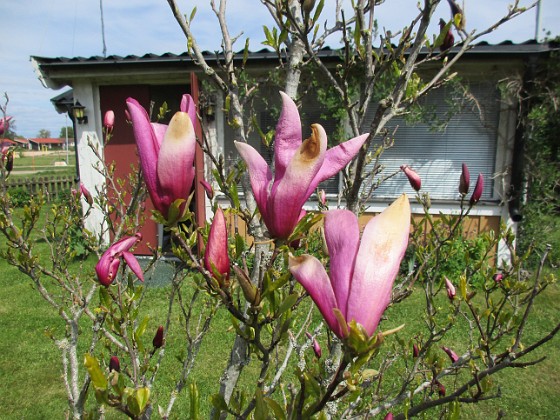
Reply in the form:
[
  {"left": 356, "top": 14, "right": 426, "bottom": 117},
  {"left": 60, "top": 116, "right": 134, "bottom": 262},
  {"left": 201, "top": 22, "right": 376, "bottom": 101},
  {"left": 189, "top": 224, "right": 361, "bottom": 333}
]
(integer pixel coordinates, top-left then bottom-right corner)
[{"left": 0, "top": 0, "right": 559, "bottom": 419}]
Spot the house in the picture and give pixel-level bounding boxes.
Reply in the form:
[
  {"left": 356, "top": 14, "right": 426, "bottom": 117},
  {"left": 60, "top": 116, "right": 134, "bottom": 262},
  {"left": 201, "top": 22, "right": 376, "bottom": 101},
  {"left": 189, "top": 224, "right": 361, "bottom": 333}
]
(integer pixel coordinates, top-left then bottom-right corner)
[
  {"left": 30, "top": 41, "right": 557, "bottom": 258},
  {"left": 28, "top": 137, "right": 66, "bottom": 151}
]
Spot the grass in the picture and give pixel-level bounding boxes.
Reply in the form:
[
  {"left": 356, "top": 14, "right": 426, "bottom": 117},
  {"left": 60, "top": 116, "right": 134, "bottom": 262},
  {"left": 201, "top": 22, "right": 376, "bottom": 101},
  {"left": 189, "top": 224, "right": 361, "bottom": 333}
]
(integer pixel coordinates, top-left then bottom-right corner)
[
  {"left": 0, "top": 208, "right": 558, "bottom": 418},
  {"left": 9, "top": 150, "right": 76, "bottom": 180}
]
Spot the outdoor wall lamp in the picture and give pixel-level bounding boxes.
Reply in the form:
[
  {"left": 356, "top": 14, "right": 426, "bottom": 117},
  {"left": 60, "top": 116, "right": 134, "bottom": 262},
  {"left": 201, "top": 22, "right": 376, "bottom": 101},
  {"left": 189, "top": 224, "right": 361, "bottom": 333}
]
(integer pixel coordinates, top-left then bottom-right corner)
[{"left": 72, "top": 101, "right": 88, "bottom": 125}]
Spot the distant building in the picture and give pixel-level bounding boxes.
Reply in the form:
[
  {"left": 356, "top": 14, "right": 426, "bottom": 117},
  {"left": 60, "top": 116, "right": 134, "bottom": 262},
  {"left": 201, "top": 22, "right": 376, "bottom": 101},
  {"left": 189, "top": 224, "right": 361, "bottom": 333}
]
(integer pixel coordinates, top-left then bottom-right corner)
[{"left": 28, "top": 138, "right": 65, "bottom": 151}]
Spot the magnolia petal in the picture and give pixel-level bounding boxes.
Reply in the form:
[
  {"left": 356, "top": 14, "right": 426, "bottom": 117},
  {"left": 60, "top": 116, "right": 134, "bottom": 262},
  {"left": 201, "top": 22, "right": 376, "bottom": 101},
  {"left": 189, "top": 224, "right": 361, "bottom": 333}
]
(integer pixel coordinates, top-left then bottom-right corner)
[
  {"left": 346, "top": 194, "right": 411, "bottom": 336},
  {"left": 323, "top": 210, "right": 360, "bottom": 318},
  {"left": 122, "top": 252, "right": 144, "bottom": 282},
  {"left": 157, "top": 112, "right": 196, "bottom": 213},
  {"left": 95, "top": 254, "right": 121, "bottom": 287},
  {"left": 180, "top": 94, "right": 197, "bottom": 129},
  {"left": 289, "top": 254, "right": 342, "bottom": 338},
  {"left": 204, "top": 207, "right": 230, "bottom": 280},
  {"left": 234, "top": 141, "right": 273, "bottom": 219},
  {"left": 127, "top": 98, "right": 162, "bottom": 210},
  {"left": 151, "top": 123, "right": 167, "bottom": 148},
  {"left": 267, "top": 124, "right": 326, "bottom": 239},
  {"left": 310, "top": 133, "right": 369, "bottom": 194},
  {"left": 110, "top": 233, "right": 142, "bottom": 255},
  {"left": 274, "top": 92, "right": 303, "bottom": 182}
]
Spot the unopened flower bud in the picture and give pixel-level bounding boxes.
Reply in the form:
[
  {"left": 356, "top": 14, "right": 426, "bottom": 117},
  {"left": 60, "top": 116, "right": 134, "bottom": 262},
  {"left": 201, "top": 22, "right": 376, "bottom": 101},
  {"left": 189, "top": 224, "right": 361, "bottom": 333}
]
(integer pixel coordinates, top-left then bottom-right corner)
[
  {"left": 104, "top": 110, "right": 115, "bottom": 132},
  {"left": 413, "top": 343, "right": 420, "bottom": 358},
  {"left": 444, "top": 277, "right": 456, "bottom": 300},
  {"left": 6, "top": 150, "right": 14, "bottom": 173},
  {"left": 437, "top": 380, "right": 446, "bottom": 396},
  {"left": 384, "top": 413, "right": 394, "bottom": 420},
  {"left": 200, "top": 179, "right": 214, "bottom": 200},
  {"left": 401, "top": 165, "right": 421, "bottom": 191},
  {"left": 442, "top": 346, "right": 459, "bottom": 363},
  {"left": 459, "top": 163, "right": 470, "bottom": 195},
  {"left": 80, "top": 183, "right": 93, "bottom": 206},
  {"left": 469, "top": 173, "right": 484, "bottom": 205},
  {"left": 493, "top": 273, "right": 503, "bottom": 283},
  {"left": 153, "top": 326, "right": 165, "bottom": 349},
  {"left": 109, "top": 356, "right": 120, "bottom": 372},
  {"left": 306, "top": 332, "right": 322, "bottom": 359},
  {"left": 319, "top": 189, "right": 326, "bottom": 206}
]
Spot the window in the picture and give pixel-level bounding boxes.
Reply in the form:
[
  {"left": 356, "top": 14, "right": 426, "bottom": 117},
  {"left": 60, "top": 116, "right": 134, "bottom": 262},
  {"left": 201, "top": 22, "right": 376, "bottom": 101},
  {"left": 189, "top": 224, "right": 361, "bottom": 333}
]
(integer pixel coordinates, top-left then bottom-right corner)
[{"left": 361, "top": 83, "right": 500, "bottom": 200}]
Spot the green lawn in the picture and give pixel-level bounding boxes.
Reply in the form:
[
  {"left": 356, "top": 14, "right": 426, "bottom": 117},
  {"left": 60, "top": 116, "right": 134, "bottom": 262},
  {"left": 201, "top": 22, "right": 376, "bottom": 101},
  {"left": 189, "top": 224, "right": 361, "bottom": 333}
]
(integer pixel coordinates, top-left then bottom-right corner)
[
  {"left": 0, "top": 212, "right": 558, "bottom": 418},
  {"left": 9, "top": 150, "right": 76, "bottom": 179}
]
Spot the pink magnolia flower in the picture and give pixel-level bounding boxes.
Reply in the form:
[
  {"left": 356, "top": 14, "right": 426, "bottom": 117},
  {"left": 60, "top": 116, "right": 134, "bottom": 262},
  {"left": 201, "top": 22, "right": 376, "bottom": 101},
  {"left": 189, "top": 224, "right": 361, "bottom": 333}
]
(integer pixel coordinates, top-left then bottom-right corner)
[
  {"left": 289, "top": 195, "right": 411, "bottom": 338},
  {"left": 204, "top": 207, "right": 230, "bottom": 285},
  {"left": 401, "top": 165, "right": 421, "bottom": 191},
  {"left": 235, "top": 92, "right": 369, "bottom": 240},
  {"left": 126, "top": 94, "right": 197, "bottom": 218},
  {"left": 459, "top": 163, "right": 470, "bottom": 195},
  {"left": 95, "top": 233, "right": 144, "bottom": 286},
  {"left": 104, "top": 110, "right": 115, "bottom": 132},
  {"left": 0, "top": 116, "right": 12, "bottom": 136},
  {"left": 469, "top": 173, "right": 484, "bottom": 205},
  {"left": 444, "top": 276, "right": 456, "bottom": 300}
]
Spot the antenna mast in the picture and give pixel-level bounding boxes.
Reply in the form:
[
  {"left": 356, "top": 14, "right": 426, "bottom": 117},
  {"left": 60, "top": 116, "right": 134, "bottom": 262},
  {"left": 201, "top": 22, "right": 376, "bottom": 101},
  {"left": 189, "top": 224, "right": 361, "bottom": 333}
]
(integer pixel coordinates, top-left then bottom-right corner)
[{"left": 100, "top": 0, "right": 107, "bottom": 57}]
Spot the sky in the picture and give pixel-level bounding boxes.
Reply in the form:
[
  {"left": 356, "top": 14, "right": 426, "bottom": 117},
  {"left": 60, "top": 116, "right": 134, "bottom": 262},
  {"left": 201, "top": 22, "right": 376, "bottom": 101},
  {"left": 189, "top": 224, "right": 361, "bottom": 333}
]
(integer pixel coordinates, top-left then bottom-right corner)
[{"left": 0, "top": 0, "right": 558, "bottom": 139}]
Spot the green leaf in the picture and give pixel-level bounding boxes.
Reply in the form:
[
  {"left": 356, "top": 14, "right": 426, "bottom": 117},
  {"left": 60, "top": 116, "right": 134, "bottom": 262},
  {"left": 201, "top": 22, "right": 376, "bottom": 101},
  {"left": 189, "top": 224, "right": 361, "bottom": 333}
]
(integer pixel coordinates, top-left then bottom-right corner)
[
  {"left": 135, "top": 316, "right": 150, "bottom": 338},
  {"left": 84, "top": 353, "right": 108, "bottom": 390},
  {"left": 135, "top": 387, "right": 150, "bottom": 414},
  {"left": 254, "top": 389, "right": 269, "bottom": 420},
  {"left": 210, "top": 393, "right": 229, "bottom": 413},
  {"left": 312, "top": 0, "right": 325, "bottom": 24},
  {"left": 189, "top": 382, "right": 201, "bottom": 420},
  {"left": 276, "top": 292, "right": 298, "bottom": 316},
  {"left": 189, "top": 6, "right": 197, "bottom": 23},
  {"left": 264, "top": 397, "right": 286, "bottom": 420}
]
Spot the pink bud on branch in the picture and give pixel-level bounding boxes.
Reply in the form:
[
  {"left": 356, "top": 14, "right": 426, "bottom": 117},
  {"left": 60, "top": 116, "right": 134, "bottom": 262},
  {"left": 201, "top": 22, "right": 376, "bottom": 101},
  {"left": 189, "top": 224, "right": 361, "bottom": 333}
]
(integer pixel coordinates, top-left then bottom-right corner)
[
  {"left": 469, "top": 173, "right": 484, "bottom": 205},
  {"left": 459, "top": 163, "right": 470, "bottom": 195},
  {"left": 442, "top": 345, "right": 459, "bottom": 363},
  {"left": 306, "top": 332, "right": 322, "bottom": 359},
  {"left": 103, "top": 110, "right": 115, "bottom": 132},
  {"left": 204, "top": 207, "right": 230, "bottom": 286},
  {"left": 153, "top": 326, "right": 164, "bottom": 349},
  {"left": 444, "top": 277, "right": 456, "bottom": 300},
  {"left": 401, "top": 165, "right": 422, "bottom": 191},
  {"left": 109, "top": 356, "right": 120, "bottom": 372}
]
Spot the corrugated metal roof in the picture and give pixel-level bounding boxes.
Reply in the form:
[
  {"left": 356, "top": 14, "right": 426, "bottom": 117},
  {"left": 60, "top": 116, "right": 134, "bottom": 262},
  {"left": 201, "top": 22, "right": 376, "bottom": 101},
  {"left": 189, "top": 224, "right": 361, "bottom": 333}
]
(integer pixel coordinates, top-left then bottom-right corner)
[{"left": 32, "top": 40, "right": 556, "bottom": 67}]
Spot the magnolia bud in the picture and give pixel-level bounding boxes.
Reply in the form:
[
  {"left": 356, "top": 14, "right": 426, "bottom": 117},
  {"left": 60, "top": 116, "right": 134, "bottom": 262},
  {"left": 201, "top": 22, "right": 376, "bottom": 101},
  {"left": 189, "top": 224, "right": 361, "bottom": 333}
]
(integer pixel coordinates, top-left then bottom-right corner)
[
  {"left": 384, "top": 413, "right": 394, "bottom": 420},
  {"left": 6, "top": 150, "right": 14, "bottom": 173},
  {"left": 109, "top": 356, "right": 120, "bottom": 372},
  {"left": 444, "top": 277, "right": 456, "bottom": 300},
  {"left": 401, "top": 165, "right": 421, "bottom": 191},
  {"left": 469, "top": 173, "right": 484, "bottom": 205},
  {"left": 437, "top": 380, "right": 446, "bottom": 396},
  {"left": 306, "top": 332, "right": 322, "bottom": 359},
  {"left": 413, "top": 343, "right": 420, "bottom": 358},
  {"left": 459, "top": 163, "right": 470, "bottom": 195},
  {"left": 153, "top": 326, "right": 165, "bottom": 349},
  {"left": 493, "top": 273, "right": 503, "bottom": 283},
  {"left": 319, "top": 189, "right": 326, "bottom": 206},
  {"left": 442, "top": 346, "right": 459, "bottom": 363},
  {"left": 104, "top": 110, "right": 115, "bottom": 132},
  {"left": 200, "top": 179, "right": 214, "bottom": 200},
  {"left": 80, "top": 183, "right": 93, "bottom": 206}
]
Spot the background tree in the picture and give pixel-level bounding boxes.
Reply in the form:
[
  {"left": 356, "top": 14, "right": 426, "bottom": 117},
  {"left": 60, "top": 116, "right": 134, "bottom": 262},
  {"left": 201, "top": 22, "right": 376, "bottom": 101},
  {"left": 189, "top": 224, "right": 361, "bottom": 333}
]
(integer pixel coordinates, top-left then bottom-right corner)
[
  {"left": 37, "top": 128, "right": 51, "bottom": 138},
  {"left": 59, "top": 126, "right": 74, "bottom": 139}
]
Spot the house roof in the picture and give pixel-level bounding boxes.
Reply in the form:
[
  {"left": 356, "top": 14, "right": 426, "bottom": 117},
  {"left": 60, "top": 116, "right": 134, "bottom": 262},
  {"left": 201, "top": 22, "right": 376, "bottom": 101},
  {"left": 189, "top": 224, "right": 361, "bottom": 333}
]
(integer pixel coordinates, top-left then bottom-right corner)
[
  {"left": 29, "top": 138, "right": 65, "bottom": 144},
  {"left": 31, "top": 40, "right": 559, "bottom": 90},
  {"left": 1, "top": 138, "right": 28, "bottom": 146}
]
